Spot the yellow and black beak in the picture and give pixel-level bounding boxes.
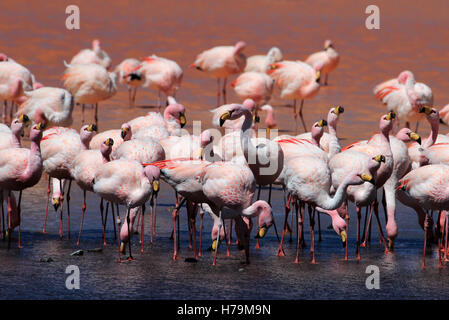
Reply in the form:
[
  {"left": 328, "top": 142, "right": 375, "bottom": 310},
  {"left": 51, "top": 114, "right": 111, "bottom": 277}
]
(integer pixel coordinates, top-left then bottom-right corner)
[
  {"left": 105, "top": 138, "right": 114, "bottom": 147},
  {"left": 219, "top": 111, "right": 232, "bottom": 127},
  {"left": 385, "top": 112, "right": 396, "bottom": 121},
  {"left": 317, "top": 119, "right": 327, "bottom": 127},
  {"left": 52, "top": 197, "right": 60, "bottom": 211},
  {"left": 121, "top": 128, "right": 129, "bottom": 139},
  {"left": 388, "top": 239, "right": 394, "bottom": 251},
  {"left": 419, "top": 105, "right": 432, "bottom": 115},
  {"left": 152, "top": 180, "right": 159, "bottom": 194},
  {"left": 211, "top": 239, "right": 217, "bottom": 252},
  {"left": 361, "top": 173, "right": 375, "bottom": 185},
  {"left": 333, "top": 106, "right": 344, "bottom": 115},
  {"left": 87, "top": 124, "right": 98, "bottom": 132},
  {"left": 36, "top": 122, "right": 45, "bottom": 130},
  {"left": 410, "top": 132, "right": 421, "bottom": 145},
  {"left": 255, "top": 226, "right": 268, "bottom": 239},
  {"left": 120, "top": 241, "right": 126, "bottom": 254},
  {"left": 374, "top": 155, "right": 385, "bottom": 163},
  {"left": 315, "top": 70, "right": 321, "bottom": 83},
  {"left": 179, "top": 113, "right": 186, "bottom": 128},
  {"left": 18, "top": 114, "right": 30, "bottom": 124},
  {"left": 199, "top": 147, "right": 204, "bottom": 160},
  {"left": 340, "top": 230, "right": 347, "bottom": 247}
]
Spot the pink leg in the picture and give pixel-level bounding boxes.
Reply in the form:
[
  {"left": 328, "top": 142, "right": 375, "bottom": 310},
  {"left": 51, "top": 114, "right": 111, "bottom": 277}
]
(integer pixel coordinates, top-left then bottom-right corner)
[
  {"left": 140, "top": 205, "right": 145, "bottom": 253},
  {"left": 309, "top": 206, "right": 316, "bottom": 264},
  {"left": 17, "top": 191, "right": 22, "bottom": 249},
  {"left": 198, "top": 209, "right": 204, "bottom": 257},
  {"left": 77, "top": 190, "right": 86, "bottom": 246},
  {"left": 43, "top": 176, "right": 50, "bottom": 233}
]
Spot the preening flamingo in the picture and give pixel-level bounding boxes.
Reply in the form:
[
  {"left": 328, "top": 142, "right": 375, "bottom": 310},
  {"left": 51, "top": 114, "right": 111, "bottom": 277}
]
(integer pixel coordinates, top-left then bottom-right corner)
[
  {"left": 305, "top": 40, "right": 339, "bottom": 86},
  {"left": 72, "top": 138, "right": 114, "bottom": 245},
  {"left": 374, "top": 70, "right": 433, "bottom": 129},
  {"left": 397, "top": 164, "right": 449, "bottom": 268},
  {"left": 41, "top": 124, "right": 97, "bottom": 237},
  {"left": 115, "top": 58, "right": 145, "bottom": 108},
  {"left": 93, "top": 159, "right": 160, "bottom": 261},
  {"left": 63, "top": 62, "right": 117, "bottom": 125},
  {"left": 16, "top": 87, "right": 74, "bottom": 127},
  {"left": 0, "top": 123, "right": 45, "bottom": 248},
  {"left": 245, "top": 47, "right": 283, "bottom": 73},
  {"left": 70, "top": 39, "right": 112, "bottom": 70},
  {"left": 191, "top": 41, "right": 247, "bottom": 106},
  {"left": 139, "top": 55, "right": 183, "bottom": 109},
  {"left": 267, "top": 60, "right": 322, "bottom": 133}
]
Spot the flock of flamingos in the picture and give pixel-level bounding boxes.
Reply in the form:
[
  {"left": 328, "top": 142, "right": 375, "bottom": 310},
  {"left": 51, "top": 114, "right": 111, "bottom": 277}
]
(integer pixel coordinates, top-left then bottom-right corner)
[{"left": 1, "top": 38, "right": 449, "bottom": 269}]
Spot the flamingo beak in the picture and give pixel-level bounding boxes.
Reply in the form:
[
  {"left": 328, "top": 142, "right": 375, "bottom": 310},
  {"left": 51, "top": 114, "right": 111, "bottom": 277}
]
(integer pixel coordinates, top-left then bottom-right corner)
[
  {"left": 255, "top": 226, "right": 268, "bottom": 239},
  {"left": 121, "top": 128, "right": 128, "bottom": 139},
  {"left": 36, "top": 122, "right": 45, "bottom": 130},
  {"left": 219, "top": 111, "right": 232, "bottom": 127},
  {"left": 361, "top": 173, "right": 375, "bottom": 185},
  {"left": 18, "top": 114, "right": 30, "bottom": 124},
  {"left": 419, "top": 105, "right": 432, "bottom": 115},
  {"left": 388, "top": 239, "right": 394, "bottom": 251},
  {"left": 375, "top": 155, "right": 385, "bottom": 163},
  {"left": 333, "top": 106, "right": 344, "bottom": 114},
  {"left": 52, "top": 197, "right": 60, "bottom": 211},
  {"left": 105, "top": 138, "right": 114, "bottom": 146},
  {"left": 120, "top": 241, "right": 126, "bottom": 254},
  {"left": 199, "top": 147, "right": 204, "bottom": 159},
  {"left": 340, "top": 230, "right": 347, "bottom": 247},
  {"left": 410, "top": 132, "right": 421, "bottom": 145},
  {"left": 385, "top": 112, "right": 396, "bottom": 121},
  {"left": 211, "top": 239, "right": 217, "bottom": 252},
  {"left": 152, "top": 180, "right": 159, "bottom": 194},
  {"left": 87, "top": 124, "right": 98, "bottom": 132},
  {"left": 315, "top": 70, "right": 321, "bottom": 83},
  {"left": 318, "top": 119, "right": 327, "bottom": 127},
  {"left": 179, "top": 113, "right": 186, "bottom": 128}
]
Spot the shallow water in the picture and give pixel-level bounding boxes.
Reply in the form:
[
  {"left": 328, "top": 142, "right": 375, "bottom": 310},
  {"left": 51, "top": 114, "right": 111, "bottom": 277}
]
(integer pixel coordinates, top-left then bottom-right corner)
[{"left": 0, "top": 0, "right": 449, "bottom": 299}]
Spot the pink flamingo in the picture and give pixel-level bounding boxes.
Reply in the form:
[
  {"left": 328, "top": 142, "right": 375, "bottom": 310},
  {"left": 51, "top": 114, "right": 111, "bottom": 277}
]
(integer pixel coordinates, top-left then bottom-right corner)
[
  {"left": 127, "top": 97, "right": 186, "bottom": 137},
  {"left": 191, "top": 41, "right": 247, "bottom": 106},
  {"left": 267, "top": 60, "right": 322, "bottom": 133},
  {"left": 89, "top": 123, "right": 132, "bottom": 153},
  {"left": 70, "top": 39, "right": 112, "bottom": 70},
  {"left": 41, "top": 124, "right": 97, "bottom": 236},
  {"left": 374, "top": 70, "right": 433, "bottom": 130},
  {"left": 0, "top": 123, "right": 45, "bottom": 248},
  {"left": 63, "top": 62, "right": 117, "bottom": 125},
  {"left": 231, "top": 71, "right": 274, "bottom": 107},
  {"left": 115, "top": 58, "right": 145, "bottom": 108},
  {"left": 72, "top": 138, "right": 114, "bottom": 245},
  {"left": 17, "top": 87, "right": 74, "bottom": 127},
  {"left": 0, "top": 114, "right": 30, "bottom": 150},
  {"left": 245, "top": 47, "right": 283, "bottom": 73},
  {"left": 305, "top": 40, "right": 340, "bottom": 86},
  {"left": 397, "top": 164, "right": 449, "bottom": 268},
  {"left": 197, "top": 160, "right": 274, "bottom": 265},
  {"left": 138, "top": 55, "right": 183, "bottom": 109},
  {"left": 93, "top": 159, "right": 160, "bottom": 262},
  {"left": 159, "top": 130, "right": 213, "bottom": 160}
]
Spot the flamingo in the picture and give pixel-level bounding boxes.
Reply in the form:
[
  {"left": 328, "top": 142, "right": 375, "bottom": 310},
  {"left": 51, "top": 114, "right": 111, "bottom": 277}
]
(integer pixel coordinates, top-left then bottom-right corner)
[
  {"left": 159, "top": 130, "right": 213, "bottom": 160},
  {"left": 267, "top": 60, "right": 322, "bottom": 133},
  {"left": 191, "top": 41, "right": 247, "bottom": 106},
  {"left": 305, "top": 40, "right": 340, "bottom": 86},
  {"left": 0, "top": 114, "right": 30, "bottom": 150},
  {"left": 211, "top": 101, "right": 255, "bottom": 133},
  {"left": 93, "top": 159, "right": 160, "bottom": 262},
  {"left": 397, "top": 164, "right": 449, "bottom": 268},
  {"left": 231, "top": 71, "right": 274, "bottom": 108},
  {"left": 89, "top": 123, "right": 132, "bottom": 153},
  {"left": 438, "top": 104, "right": 449, "bottom": 125},
  {"left": 16, "top": 87, "right": 74, "bottom": 127},
  {"left": 296, "top": 106, "right": 344, "bottom": 158},
  {"left": 0, "top": 123, "right": 45, "bottom": 248},
  {"left": 138, "top": 55, "right": 183, "bottom": 109},
  {"left": 72, "top": 138, "right": 114, "bottom": 245},
  {"left": 115, "top": 58, "right": 145, "bottom": 108},
  {"left": 41, "top": 124, "right": 97, "bottom": 237},
  {"left": 70, "top": 39, "right": 112, "bottom": 70},
  {"left": 260, "top": 104, "right": 277, "bottom": 135},
  {"left": 63, "top": 62, "right": 117, "bottom": 125},
  {"left": 127, "top": 97, "right": 186, "bottom": 137},
  {"left": 245, "top": 47, "right": 283, "bottom": 73},
  {"left": 374, "top": 70, "right": 433, "bottom": 130},
  {"left": 197, "top": 160, "right": 274, "bottom": 265}
]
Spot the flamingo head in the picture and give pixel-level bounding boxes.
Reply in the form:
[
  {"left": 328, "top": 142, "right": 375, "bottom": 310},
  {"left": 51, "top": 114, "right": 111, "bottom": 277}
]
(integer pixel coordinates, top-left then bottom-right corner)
[
  {"left": 310, "top": 119, "right": 327, "bottom": 143},
  {"left": 165, "top": 99, "right": 186, "bottom": 128},
  {"left": 80, "top": 124, "right": 97, "bottom": 145},
  {"left": 395, "top": 128, "right": 421, "bottom": 144},
  {"left": 0, "top": 53, "right": 8, "bottom": 61},
  {"left": 324, "top": 39, "right": 334, "bottom": 49},
  {"left": 144, "top": 165, "right": 160, "bottom": 194},
  {"left": 101, "top": 138, "right": 114, "bottom": 160},
  {"left": 120, "top": 123, "right": 132, "bottom": 140},
  {"left": 11, "top": 114, "right": 30, "bottom": 138},
  {"left": 219, "top": 99, "right": 255, "bottom": 126},
  {"left": 267, "top": 47, "right": 283, "bottom": 62},
  {"left": 380, "top": 112, "right": 395, "bottom": 135},
  {"left": 233, "top": 41, "right": 247, "bottom": 55},
  {"left": 419, "top": 105, "right": 439, "bottom": 126},
  {"left": 397, "top": 70, "right": 414, "bottom": 84},
  {"left": 92, "top": 39, "right": 101, "bottom": 50},
  {"left": 30, "top": 122, "right": 45, "bottom": 142}
]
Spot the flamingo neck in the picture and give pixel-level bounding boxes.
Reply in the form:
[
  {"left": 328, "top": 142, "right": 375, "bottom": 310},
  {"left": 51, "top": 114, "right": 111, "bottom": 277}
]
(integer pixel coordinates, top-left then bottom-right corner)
[
  {"left": 21, "top": 139, "right": 42, "bottom": 184},
  {"left": 424, "top": 119, "right": 439, "bottom": 148},
  {"left": 11, "top": 130, "right": 21, "bottom": 148}
]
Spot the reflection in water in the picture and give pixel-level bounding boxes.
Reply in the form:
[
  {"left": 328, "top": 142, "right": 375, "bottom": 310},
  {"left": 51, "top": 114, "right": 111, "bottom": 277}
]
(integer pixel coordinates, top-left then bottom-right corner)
[{"left": 0, "top": 0, "right": 448, "bottom": 299}]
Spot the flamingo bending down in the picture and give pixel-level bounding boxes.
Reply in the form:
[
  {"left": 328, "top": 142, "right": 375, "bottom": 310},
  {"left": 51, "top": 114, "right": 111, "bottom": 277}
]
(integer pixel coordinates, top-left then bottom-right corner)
[
  {"left": 374, "top": 70, "right": 433, "bottom": 129},
  {"left": 93, "top": 159, "right": 160, "bottom": 262},
  {"left": 72, "top": 138, "right": 114, "bottom": 245},
  {"left": 267, "top": 60, "right": 322, "bottom": 133},
  {"left": 397, "top": 164, "right": 449, "bottom": 268},
  {"left": 41, "top": 124, "right": 97, "bottom": 236},
  {"left": 16, "top": 87, "right": 74, "bottom": 127},
  {"left": 63, "top": 62, "right": 117, "bottom": 125},
  {"left": 70, "top": 39, "right": 112, "bottom": 70},
  {"left": 139, "top": 55, "right": 183, "bottom": 109},
  {"left": 115, "top": 58, "right": 145, "bottom": 108},
  {"left": 191, "top": 41, "right": 247, "bottom": 106},
  {"left": 305, "top": 40, "right": 339, "bottom": 86},
  {"left": 245, "top": 47, "right": 283, "bottom": 73},
  {"left": 0, "top": 123, "right": 45, "bottom": 248}
]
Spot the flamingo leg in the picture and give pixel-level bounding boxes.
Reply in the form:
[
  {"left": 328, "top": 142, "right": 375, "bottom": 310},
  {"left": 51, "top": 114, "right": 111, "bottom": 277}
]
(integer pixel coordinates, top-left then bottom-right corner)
[
  {"left": 309, "top": 206, "right": 316, "bottom": 264},
  {"left": 356, "top": 206, "right": 361, "bottom": 261},
  {"left": 172, "top": 197, "right": 186, "bottom": 260},
  {"left": 43, "top": 175, "right": 50, "bottom": 233},
  {"left": 190, "top": 203, "right": 198, "bottom": 260},
  {"left": 299, "top": 99, "right": 307, "bottom": 133},
  {"left": 199, "top": 207, "right": 204, "bottom": 257},
  {"left": 294, "top": 201, "right": 300, "bottom": 264},
  {"left": 1, "top": 192, "right": 4, "bottom": 240},
  {"left": 222, "top": 78, "right": 227, "bottom": 104},
  {"left": 361, "top": 203, "right": 374, "bottom": 247},
  {"left": 126, "top": 208, "right": 133, "bottom": 261},
  {"left": 111, "top": 202, "right": 116, "bottom": 240},
  {"left": 212, "top": 210, "right": 223, "bottom": 266},
  {"left": 132, "top": 87, "right": 137, "bottom": 105},
  {"left": 317, "top": 211, "right": 322, "bottom": 242},
  {"left": 94, "top": 103, "right": 98, "bottom": 127},
  {"left": 422, "top": 213, "right": 429, "bottom": 269},
  {"left": 17, "top": 191, "right": 22, "bottom": 249},
  {"left": 152, "top": 193, "right": 158, "bottom": 238},
  {"left": 216, "top": 78, "right": 221, "bottom": 107},
  {"left": 58, "top": 179, "right": 64, "bottom": 240},
  {"left": 77, "top": 189, "right": 86, "bottom": 246},
  {"left": 373, "top": 201, "right": 387, "bottom": 251},
  {"left": 116, "top": 209, "right": 121, "bottom": 263},
  {"left": 100, "top": 198, "right": 106, "bottom": 246},
  {"left": 140, "top": 204, "right": 145, "bottom": 253},
  {"left": 66, "top": 180, "right": 72, "bottom": 240},
  {"left": 293, "top": 99, "right": 298, "bottom": 134},
  {"left": 81, "top": 104, "right": 85, "bottom": 124},
  {"left": 277, "top": 192, "right": 290, "bottom": 257},
  {"left": 324, "top": 73, "right": 329, "bottom": 86},
  {"left": 2, "top": 101, "right": 7, "bottom": 123}
]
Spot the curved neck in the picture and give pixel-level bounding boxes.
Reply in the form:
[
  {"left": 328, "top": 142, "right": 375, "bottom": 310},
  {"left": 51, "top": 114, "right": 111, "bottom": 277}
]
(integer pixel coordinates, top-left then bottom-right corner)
[
  {"left": 240, "top": 109, "right": 257, "bottom": 160},
  {"left": 424, "top": 119, "right": 439, "bottom": 148},
  {"left": 318, "top": 178, "right": 351, "bottom": 210},
  {"left": 11, "top": 130, "right": 21, "bottom": 148},
  {"left": 21, "top": 139, "right": 42, "bottom": 182}
]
